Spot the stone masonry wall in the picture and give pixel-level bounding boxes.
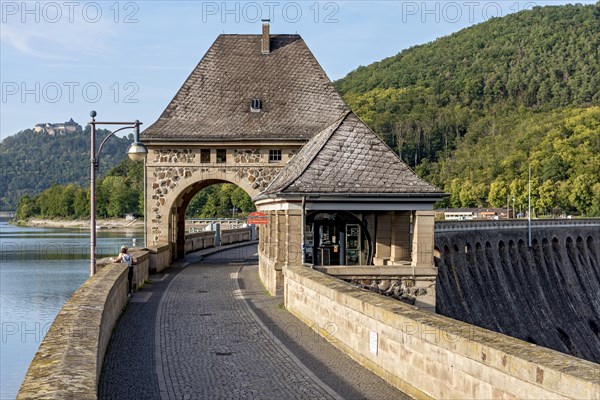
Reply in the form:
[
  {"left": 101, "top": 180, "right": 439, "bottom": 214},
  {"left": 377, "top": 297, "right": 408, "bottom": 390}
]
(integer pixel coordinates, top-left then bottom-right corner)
[
  {"left": 284, "top": 264, "right": 600, "bottom": 400},
  {"left": 18, "top": 264, "right": 129, "bottom": 399}
]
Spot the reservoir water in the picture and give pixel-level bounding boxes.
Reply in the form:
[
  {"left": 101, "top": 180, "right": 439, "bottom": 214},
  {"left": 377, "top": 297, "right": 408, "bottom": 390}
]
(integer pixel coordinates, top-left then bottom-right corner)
[{"left": 0, "top": 218, "right": 143, "bottom": 399}]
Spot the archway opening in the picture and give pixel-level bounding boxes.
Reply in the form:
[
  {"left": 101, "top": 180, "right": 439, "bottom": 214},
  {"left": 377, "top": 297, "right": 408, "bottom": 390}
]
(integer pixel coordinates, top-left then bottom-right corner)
[
  {"left": 185, "top": 183, "right": 255, "bottom": 220},
  {"left": 171, "top": 180, "right": 256, "bottom": 259}
]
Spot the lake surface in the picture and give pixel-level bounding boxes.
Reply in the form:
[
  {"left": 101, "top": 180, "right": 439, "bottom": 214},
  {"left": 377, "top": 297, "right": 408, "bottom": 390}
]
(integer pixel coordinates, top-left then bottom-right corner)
[{"left": 0, "top": 218, "right": 143, "bottom": 399}]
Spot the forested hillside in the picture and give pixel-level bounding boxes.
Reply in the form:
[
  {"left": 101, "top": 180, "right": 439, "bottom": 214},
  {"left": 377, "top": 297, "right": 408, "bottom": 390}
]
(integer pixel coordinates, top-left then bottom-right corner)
[
  {"left": 15, "top": 158, "right": 144, "bottom": 220},
  {"left": 335, "top": 3, "right": 600, "bottom": 216},
  {"left": 15, "top": 155, "right": 255, "bottom": 220},
  {"left": 0, "top": 126, "right": 131, "bottom": 210}
]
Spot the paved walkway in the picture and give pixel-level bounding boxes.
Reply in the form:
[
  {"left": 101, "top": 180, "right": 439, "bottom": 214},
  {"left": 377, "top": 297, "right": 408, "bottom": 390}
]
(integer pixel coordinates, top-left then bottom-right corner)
[{"left": 99, "top": 244, "right": 409, "bottom": 399}]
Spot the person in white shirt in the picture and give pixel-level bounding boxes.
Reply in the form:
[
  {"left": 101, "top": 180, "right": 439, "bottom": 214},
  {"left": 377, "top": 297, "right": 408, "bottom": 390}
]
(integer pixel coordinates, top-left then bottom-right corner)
[{"left": 115, "top": 246, "right": 134, "bottom": 295}]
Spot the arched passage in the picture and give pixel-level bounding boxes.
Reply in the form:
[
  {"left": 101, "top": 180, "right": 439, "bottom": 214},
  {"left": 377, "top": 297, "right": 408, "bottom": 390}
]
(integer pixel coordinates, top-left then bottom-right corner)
[
  {"left": 169, "top": 178, "right": 258, "bottom": 259},
  {"left": 145, "top": 159, "right": 277, "bottom": 254}
]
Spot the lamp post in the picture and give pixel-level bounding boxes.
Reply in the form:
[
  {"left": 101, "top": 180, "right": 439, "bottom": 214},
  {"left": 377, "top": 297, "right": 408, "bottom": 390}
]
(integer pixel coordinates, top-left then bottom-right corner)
[
  {"left": 89, "top": 110, "right": 147, "bottom": 277},
  {"left": 512, "top": 197, "right": 516, "bottom": 219},
  {"left": 528, "top": 164, "right": 532, "bottom": 247}
]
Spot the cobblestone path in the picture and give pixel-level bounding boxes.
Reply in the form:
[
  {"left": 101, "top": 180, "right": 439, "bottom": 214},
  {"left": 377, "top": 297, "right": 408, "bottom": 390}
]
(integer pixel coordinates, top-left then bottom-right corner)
[{"left": 99, "top": 244, "right": 409, "bottom": 399}]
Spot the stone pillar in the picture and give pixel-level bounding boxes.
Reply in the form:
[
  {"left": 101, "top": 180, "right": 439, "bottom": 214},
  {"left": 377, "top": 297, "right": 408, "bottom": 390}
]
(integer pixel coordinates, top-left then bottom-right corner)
[
  {"left": 276, "top": 210, "right": 287, "bottom": 268},
  {"left": 391, "top": 211, "right": 411, "bottom": 262},
  {"left": 268, "top": 210, "right": 276, "bottom": 261},
  {"left": 410, "top": 211, "right": 437, "bottom": 312},
  {"left": 176, "top": 207, "right": 186, "bottom": 259},
  {"left": 374, "top": 211, "right": 393, "bottom": 265},
  {"left": 286, "top": 209, "right": 302, "bottom": 266},
  {"left": 411, "top": 210, "right": 435, "bottom": 268}
]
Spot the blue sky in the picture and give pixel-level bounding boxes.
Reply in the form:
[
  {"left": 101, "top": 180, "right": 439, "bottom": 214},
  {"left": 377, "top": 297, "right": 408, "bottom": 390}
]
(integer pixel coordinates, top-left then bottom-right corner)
[{"left": 0, "top": 0, "right": 594, "bottom": 139}]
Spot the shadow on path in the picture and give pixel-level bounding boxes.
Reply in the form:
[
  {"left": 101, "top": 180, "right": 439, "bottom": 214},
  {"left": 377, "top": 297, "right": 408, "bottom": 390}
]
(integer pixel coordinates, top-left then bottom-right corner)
[{"left": 99, "top": 244, "right": 408, "bottom": 399}]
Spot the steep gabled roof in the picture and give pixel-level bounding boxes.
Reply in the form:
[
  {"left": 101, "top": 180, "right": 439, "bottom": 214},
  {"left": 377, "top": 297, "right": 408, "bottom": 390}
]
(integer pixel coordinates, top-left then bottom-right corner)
[
  {"left": 142, "top": 34, "right": 349, "bottom": 142},
  {"left": 261, "top": 112, "right": 444, "bottom": 196}
]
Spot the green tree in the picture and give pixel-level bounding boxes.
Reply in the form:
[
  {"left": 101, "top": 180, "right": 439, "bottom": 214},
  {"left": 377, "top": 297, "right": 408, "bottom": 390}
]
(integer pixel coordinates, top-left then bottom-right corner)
[
  {"left": 537, "top": 180, "right": 557, "bottom": 215},
  {"left": 488, "top": 180, "right": 508, "bottom": 208},
  {"left": 569, "top": 174, "right": 596, "bottom": 216},
  {"left": 15, "top": 195, "right": 38, "bottom": 220}
]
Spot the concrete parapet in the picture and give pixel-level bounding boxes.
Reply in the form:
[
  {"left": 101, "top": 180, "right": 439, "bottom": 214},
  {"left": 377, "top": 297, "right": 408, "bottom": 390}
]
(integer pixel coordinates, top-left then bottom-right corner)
[
  {"left": 284, "top": 264, "right": 600, "bottom": 400},
  {"left": 17, "top": 264, "right": 129, "bottom": 399}
]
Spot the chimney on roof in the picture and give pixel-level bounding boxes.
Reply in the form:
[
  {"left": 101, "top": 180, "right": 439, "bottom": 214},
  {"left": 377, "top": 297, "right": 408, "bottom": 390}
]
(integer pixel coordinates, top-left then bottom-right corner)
[{"left": 261, "top": 19, "right": 270, "bottom": 54}]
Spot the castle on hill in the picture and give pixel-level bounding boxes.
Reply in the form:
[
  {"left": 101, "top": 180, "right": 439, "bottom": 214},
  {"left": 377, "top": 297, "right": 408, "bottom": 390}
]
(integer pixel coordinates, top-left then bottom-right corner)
[{"left": 34, "top": 118, "right": 82, "bottom": 135}]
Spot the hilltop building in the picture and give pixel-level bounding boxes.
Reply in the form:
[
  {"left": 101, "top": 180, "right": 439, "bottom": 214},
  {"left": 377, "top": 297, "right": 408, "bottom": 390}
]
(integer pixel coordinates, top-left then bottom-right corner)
[{"left": 33, "top": 118, "right": 81, "bottom": 135}]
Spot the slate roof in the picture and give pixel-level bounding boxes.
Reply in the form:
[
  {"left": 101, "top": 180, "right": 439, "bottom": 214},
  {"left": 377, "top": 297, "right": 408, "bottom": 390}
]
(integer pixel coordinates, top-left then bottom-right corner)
[
  {"left": 261, "top": 112, "right": 444, "bottom": 196},
  {"left": 142, "top": 34, "right": 349, "bottom": 142}
]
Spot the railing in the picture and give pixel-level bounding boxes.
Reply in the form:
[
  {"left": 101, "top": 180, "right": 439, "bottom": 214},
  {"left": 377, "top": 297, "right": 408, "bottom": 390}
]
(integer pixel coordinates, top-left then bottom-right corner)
[
  {"left": 435, "top": 218, "right": 600, "bottom": 232},
  {"left": 186, "top": 218, "right": 247, "bottom": 232}
]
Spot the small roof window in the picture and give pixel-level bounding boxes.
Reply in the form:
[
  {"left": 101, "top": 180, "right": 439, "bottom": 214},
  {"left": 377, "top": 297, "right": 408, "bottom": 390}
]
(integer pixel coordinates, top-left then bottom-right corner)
[{"left": 250, "top": 99, "right": 262, "bottom": 112}]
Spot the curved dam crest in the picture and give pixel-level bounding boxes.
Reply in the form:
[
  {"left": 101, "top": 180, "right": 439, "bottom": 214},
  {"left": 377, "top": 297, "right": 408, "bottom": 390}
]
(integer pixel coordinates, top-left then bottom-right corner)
[{"left": 435, "top": 221, "right": 600, "bottom": 364}]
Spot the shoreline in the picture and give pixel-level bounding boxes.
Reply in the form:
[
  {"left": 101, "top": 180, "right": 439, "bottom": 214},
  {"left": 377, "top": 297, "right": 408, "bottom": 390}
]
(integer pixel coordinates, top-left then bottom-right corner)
[{"left": 12, "top": 218, "right": 144, "bottom": 231}]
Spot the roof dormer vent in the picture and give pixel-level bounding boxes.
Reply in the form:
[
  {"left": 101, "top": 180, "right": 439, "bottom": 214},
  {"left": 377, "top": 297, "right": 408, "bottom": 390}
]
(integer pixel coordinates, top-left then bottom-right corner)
[
  {"left": 261, "top": 19, "right": 270, "bottom": 54},
  {"left": 250, "top": 98, "right": 262, "bottom": 112}
]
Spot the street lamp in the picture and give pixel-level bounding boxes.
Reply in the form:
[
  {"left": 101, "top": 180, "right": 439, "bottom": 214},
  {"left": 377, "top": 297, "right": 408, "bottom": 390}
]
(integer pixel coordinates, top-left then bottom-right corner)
[
  {"left": 512, "top": 197, "right": 516, "bottom": 219},
  {"left": 89, "top": 110, "right": 147, "bottom": 276}
]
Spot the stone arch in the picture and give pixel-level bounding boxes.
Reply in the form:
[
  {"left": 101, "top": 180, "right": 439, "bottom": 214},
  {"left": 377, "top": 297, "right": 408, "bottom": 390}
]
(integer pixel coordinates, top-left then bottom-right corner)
[
  {"left": 172, "top": 178, "right": 258, "bottom": 259},
  {"left": 485, "top": 241, "right": 495, "bottom": 268},
  {"left": 542, "top": 238, "right": 553, "bottom": 269},
  {"left": 551, "top": 236, "right": 563, "bottom": 267},
  {"left": 518, "top": 239, "right": 529, "bottom": 268},
  {"left": 532, "top": 238, "right": 543, "bottom": 267},
  {"left": 565, "top": 236, "right": 577, "bottom": 269},
  {"left": 147, "top": 165, "right": 280, "bottom": 258},
  {"left": 498, "top": 240, "right": 508, "bottom": 267},
  {"left": 508, "top": 240, "right": 518, "bottom": 268},
  {"left": 465, "top": 242, "right": 472, "bottom": 254},
  {"left": 443, "top": 245, "right": 450, "bottom": 255}
]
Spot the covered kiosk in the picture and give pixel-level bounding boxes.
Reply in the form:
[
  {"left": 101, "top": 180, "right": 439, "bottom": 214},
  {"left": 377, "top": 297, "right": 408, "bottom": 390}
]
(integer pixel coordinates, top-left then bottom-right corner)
[{"left": 254, "top": 111, "right": 445, "bottom": 310}]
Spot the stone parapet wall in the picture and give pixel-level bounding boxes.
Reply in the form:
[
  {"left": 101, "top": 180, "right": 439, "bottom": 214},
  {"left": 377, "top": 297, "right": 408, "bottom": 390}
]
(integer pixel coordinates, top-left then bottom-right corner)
[
  {"left": 258, "top": 248, "right": 283, "bottom": 296},
  {"left": 284, "top": 264, "right": 599, "bottom": 400},
  {"left": 17, "top": 237, "right": 256, "bottom": 399},
  {"left": 130, "top": 250, "right": 149, "bottom": 290},
  {"left": 184, "top": 228, "right": 251, "bottom": 253},
  {"left": 220, "top": 228, "right": 251, "bottom": 246},
  {"left": 17, "top": 264, "right": 129, "bottom": 399},
  {"left": 146, "top": 242, "right": 171, "bottom": 273},
  {"left": 185, "top": 231, "right": 215, "bottom": 254}
]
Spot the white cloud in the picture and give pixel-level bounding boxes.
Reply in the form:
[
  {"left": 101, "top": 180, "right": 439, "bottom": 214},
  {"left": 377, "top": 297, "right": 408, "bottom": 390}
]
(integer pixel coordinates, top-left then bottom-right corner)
[{"left": 1, "top": 17, "right": 118, "bottom": 60}]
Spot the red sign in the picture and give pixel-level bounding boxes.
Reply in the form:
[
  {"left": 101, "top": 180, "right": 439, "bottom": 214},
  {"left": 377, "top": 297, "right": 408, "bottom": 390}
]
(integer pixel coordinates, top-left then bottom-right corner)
[{"left": 248, "top": 211, "right": 269, "bottom": 225}]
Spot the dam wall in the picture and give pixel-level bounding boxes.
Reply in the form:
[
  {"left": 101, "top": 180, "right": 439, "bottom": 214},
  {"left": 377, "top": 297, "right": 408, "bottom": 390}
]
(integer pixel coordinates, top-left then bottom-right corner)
[{"left": 435, "top": 219, "right": 600, "bottom": 364}]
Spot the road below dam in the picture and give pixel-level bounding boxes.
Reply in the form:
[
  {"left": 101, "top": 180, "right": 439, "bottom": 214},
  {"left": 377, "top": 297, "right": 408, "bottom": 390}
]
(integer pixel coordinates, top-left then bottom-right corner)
[{"left": 435, "top": 221, "right": 600, "bottom": 364}]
